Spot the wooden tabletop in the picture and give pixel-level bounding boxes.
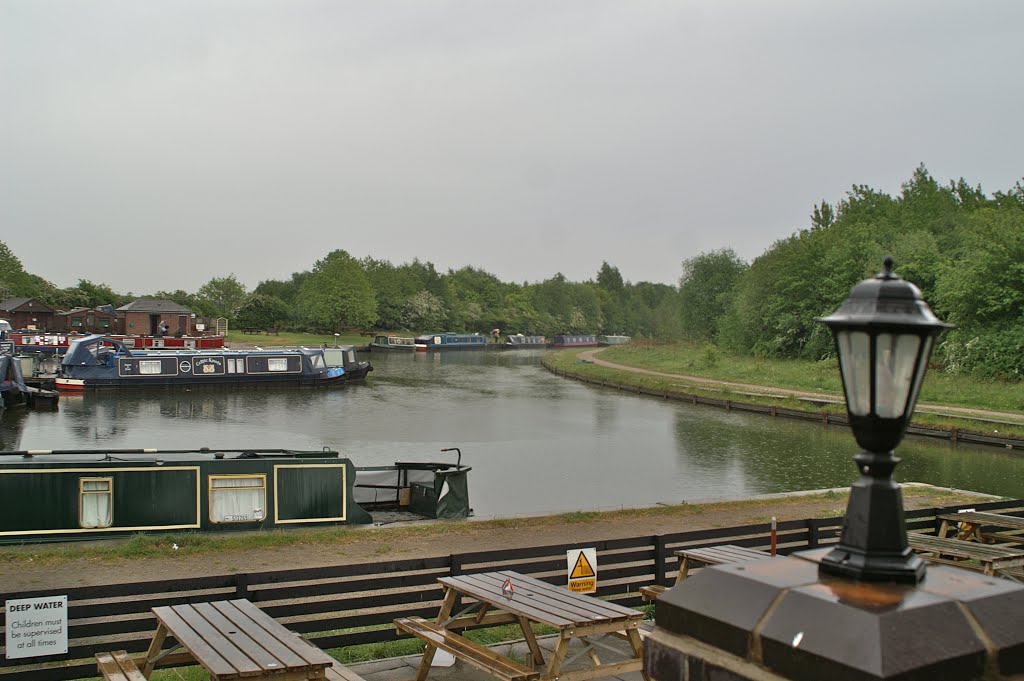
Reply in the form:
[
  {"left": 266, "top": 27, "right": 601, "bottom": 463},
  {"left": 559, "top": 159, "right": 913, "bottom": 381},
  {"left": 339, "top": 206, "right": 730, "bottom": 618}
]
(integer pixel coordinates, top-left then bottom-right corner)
[
  {"left": 151, "top": 599, "right": 335, "bottom": 680},
  {"left": 438, "top": 571, "right": 643, "bottom": 630},
  {"left": 673, "top": 545, "right": 770, "bottom": 565},
  {"left": 937, "top": 511, "right": 1024, "bottom": 530}
]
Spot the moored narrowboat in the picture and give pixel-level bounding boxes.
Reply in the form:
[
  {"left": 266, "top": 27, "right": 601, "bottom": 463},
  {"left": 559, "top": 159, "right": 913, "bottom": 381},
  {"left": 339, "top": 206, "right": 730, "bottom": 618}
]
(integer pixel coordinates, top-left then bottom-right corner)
[
  {"left": 8, "top": 331, "right": 225, "bottom": 355},
  {"left": 0, "top": 447, "right": 473, "bottom": 543},
  {"left": 56, "top": 335, "right": 365, "bottom": 390},
  {"left": 550, "top": 334, "right": 599, "bottom": 348},
  {"left": 369, "top": 335, "right": 416, "bottom": 352},
  {"left": 414, "top": 333, "right": 488, "bottom": 351},
  {"left": 597, "top": 334, "right": 631, "bottom": 346},
  {"left": 503, "top": 334, "right": 547, "bottom": 349}
]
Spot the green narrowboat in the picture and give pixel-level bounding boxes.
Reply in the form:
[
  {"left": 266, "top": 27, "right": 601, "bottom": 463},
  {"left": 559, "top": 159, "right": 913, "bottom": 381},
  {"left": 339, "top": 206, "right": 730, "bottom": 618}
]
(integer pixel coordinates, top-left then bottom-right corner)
[{"left": 0, "top": 447, "right": 472, "bottom": 543}]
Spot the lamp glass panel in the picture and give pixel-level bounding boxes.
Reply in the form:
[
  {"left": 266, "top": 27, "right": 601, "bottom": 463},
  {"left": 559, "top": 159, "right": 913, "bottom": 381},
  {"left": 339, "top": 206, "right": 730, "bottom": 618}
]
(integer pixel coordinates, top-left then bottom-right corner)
[
  {"left": 836, "top": 330, "right": 871, "bottom": 416},
  {"left": 905, "top": 335, "right": 934, "bottom": 416},
  {"left": 874, "top": 333, "right": 921, "bottom": 419}
]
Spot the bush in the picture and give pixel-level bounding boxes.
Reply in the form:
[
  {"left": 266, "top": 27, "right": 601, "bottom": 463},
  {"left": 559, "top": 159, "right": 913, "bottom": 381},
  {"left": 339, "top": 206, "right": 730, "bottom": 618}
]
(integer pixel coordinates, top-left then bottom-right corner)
[{"left": 938, "top": 325, "right": 1024, "bottom": 381}]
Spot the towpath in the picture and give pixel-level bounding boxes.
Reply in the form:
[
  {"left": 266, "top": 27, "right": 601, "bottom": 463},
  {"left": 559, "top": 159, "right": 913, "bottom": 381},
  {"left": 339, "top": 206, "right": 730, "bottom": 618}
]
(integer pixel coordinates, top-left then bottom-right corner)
[{"left": 575, "top": 347, "right": 1024, "bottom": 426}]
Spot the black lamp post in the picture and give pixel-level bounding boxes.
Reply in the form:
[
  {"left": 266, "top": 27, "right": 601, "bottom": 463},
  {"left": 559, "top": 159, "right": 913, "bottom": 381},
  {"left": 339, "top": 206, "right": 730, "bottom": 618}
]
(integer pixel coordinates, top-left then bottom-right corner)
[{"left": 818, "top": 257, "right": 952, "bottom": 583}]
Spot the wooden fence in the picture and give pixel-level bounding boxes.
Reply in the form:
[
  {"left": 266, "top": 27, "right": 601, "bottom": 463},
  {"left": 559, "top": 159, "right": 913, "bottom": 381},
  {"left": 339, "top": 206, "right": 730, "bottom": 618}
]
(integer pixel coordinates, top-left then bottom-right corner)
[{"left": 2, "top": 498, "right": 1022, "bottom": 680}]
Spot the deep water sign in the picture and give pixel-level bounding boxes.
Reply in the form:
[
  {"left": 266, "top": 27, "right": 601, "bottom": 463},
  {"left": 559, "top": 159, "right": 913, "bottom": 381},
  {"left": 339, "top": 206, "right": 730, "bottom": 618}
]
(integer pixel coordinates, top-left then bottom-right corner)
[
  {"left": 567, "top": 548, "right": 597, "bottom": 593},
  {"left": 5, "top": 595, "right": 68, "bottom": 659}
]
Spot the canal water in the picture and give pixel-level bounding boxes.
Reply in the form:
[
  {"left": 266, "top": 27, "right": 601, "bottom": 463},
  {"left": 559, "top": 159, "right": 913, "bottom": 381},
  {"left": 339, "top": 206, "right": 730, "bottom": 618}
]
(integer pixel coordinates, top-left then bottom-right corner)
[{"left": 3, "top": 350, "right": 1024, "bottom": 517}]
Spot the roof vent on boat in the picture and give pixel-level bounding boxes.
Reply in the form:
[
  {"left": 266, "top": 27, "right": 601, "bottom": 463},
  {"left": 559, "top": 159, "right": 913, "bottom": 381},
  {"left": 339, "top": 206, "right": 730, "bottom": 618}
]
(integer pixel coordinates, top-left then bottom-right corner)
[{"left": 213, "top": 451, "right": 224, "bottom": 459}]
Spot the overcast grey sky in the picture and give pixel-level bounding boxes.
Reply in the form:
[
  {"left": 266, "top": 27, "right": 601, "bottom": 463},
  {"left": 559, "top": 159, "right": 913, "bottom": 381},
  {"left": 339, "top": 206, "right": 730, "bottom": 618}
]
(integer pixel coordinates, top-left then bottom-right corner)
[{"left": 2, "top": 1, "right": 1022, "bottom": 295}]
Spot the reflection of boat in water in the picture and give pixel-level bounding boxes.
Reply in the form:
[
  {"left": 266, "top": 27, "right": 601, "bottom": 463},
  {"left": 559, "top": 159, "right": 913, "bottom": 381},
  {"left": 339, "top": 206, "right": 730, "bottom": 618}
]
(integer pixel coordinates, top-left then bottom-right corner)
[
  {"left": 0, "top": 446, "right": 472, "bottom": 543},
  {"left": 550, "top": 334, "right": 598, "bottom": 348},
  {"left": 369, "top": 335, "right": 417, "bottom": 352},
  {"left": 597, "top": 334, "right": 631, "bottom": 346},
  {"left": 55, "top": 335, "right": 370, "bottom": 391},
  {"left": 503, "top": 334, "right": 547, "bottom": 349},
  {"left": 414, "top": 333, "right": 488, "bottom": 351}
]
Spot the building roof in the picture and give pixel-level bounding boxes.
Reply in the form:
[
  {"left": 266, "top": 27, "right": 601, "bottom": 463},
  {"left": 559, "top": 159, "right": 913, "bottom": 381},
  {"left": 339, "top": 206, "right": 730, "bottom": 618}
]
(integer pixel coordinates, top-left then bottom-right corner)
[
  {"left": 0, "top": 297, "right": 55, "bottom": 313},
  {"left": 116, "top": 299, "right": 193, "bottom": 314},
  {"left": 55, "top": 307, "right": 118, "bottom": 317}
]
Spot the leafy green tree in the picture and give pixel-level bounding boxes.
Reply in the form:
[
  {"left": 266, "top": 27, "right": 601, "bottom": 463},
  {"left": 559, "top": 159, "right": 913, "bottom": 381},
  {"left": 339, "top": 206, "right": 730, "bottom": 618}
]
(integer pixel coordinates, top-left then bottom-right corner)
[
  {"left": 152, "top": 290, "right": 209, "bottom": 316},
  {"left": 196, "top": 275, "right": 248, "bottom": 320},
  {"left": 678, "top": 249, "right": 747, "bottom": 343},
  {"left": 236, "top": 294, "right": 291, "bottom": 330},
  {"left": 298, "top": 250, "right": 377, "bottom": 331},
  {"left": 0, "top": 241, "right": 35, "bottom": 298},
  {"left": 402, "top": 290, "right": 447, "bottom": 331}
]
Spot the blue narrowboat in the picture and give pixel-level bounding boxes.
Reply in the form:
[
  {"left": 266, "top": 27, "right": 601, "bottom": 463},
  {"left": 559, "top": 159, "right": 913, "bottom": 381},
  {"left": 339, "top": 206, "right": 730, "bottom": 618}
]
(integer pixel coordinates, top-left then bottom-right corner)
[
  {"left": 414, "top": 333, "right": 488, "bottom": 351},
  {"left": 56, "top": 335, "right": 370, "bottom": 391},
  {"left": 550, "top": 334, "right": 599, "bottom": 348}
]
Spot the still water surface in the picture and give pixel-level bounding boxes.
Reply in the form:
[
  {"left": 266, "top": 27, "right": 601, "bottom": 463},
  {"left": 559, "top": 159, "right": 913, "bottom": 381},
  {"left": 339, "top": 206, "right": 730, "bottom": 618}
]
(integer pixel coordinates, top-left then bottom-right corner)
[{"left": 3, "top": 350, "right": 1023, "bottom": 516}]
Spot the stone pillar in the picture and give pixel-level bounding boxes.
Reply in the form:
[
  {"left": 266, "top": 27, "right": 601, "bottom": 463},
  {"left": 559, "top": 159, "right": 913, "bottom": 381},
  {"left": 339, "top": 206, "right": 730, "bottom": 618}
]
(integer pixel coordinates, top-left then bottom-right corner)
[{"left": 645, "top": 548, "right": 1024, "bottom": 681}]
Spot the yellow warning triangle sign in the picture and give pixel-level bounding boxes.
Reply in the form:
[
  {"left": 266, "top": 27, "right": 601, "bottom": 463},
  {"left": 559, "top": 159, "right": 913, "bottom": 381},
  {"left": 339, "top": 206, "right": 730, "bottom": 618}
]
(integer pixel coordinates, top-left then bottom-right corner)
[{"left": 570, "top": 551, "right": 596, "bottom": 579}]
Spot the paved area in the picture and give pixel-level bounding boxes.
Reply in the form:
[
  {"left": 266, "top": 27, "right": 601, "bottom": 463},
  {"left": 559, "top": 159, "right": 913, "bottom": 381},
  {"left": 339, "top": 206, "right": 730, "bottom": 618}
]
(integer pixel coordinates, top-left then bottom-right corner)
[{"left": 344, "top": 627, "right": 649, "bottom": 681}]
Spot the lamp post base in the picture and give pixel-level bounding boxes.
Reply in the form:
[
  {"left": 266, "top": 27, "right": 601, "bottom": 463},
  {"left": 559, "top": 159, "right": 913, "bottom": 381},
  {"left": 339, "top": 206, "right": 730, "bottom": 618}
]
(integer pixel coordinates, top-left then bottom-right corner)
[{"left": 818, "top": 545, "right": 925, "bottom": 583}]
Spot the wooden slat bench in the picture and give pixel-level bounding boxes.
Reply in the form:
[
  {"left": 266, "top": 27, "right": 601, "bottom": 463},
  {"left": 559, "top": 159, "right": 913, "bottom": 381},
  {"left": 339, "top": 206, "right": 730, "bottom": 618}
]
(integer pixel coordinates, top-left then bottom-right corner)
[
  {"left": 324, "top": 663, "right": 369, "bottom": 681},
  {"left": 907, "top": 533, "right": 1024, "bottom": 576},
  {"left": 640, "top": 584, "right": 668, "bottom": 602},
  {"left": 395, "top": 616, "right": 540, "bottom": 681},
  {"left": 95, "top": 650, "right": 145, "bottom": 681}
]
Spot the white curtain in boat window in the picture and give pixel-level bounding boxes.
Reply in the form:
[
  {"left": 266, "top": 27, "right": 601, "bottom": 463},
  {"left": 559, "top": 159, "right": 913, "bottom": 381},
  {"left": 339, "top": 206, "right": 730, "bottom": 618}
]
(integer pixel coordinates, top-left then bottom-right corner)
[
  {"left": 80, "top": 478, "right": 112, "bottom": 528},
  {"left": 210, "top": 476, "right": 266, "bottom": 522},
  {"left": 138, "top": 360, "right": 163, "bottom": 375},
  {"left": 267, "top": 357, "right": 288, "bottom": 372}
]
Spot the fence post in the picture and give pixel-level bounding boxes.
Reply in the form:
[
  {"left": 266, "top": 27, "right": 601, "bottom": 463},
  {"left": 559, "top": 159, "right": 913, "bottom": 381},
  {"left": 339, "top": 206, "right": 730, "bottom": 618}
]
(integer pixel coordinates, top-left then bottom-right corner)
[
  {"left": 235, "top": 573, "right": 250, "bottom": 600},
  {"left": 653, "top": 535, "right": 667, "bottom": 586},
  {"left": 806, "top": 519, "right": 819, "bottom": 549}
]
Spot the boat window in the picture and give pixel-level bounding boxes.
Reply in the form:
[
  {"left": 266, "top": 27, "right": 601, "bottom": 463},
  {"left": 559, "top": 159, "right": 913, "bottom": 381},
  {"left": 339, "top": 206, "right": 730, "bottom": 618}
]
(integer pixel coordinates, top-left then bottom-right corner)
[
  {"left": 209, "top": 475, "right": 266, "bottom": 523},
  {"left": 267, "top": 357, "right": 288, "bottom": 372},
  {"left": 138, "top": 360, "right": 163, "bottom": 375},
  {"left": 80, "top": 478, "right": 113, "bottom": 528},
  {"left": 310, "top": 354, "right": 326, "bottom": 369}
]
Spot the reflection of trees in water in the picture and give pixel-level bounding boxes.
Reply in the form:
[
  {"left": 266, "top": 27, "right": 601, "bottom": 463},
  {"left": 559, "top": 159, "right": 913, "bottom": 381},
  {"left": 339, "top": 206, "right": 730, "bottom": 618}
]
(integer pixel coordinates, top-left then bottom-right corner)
[
  {"left": 672, "top": 407, "right": 864, "bottom": 496},
  {"left": 672, "top": 406, "right": 1024, "bottom": 499}
]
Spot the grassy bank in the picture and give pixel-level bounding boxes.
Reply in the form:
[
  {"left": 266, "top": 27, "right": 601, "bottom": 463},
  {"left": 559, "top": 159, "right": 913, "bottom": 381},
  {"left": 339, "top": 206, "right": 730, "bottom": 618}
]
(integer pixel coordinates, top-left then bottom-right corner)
[
  {"left": 544, "top": 344, "right": 1024, "bottom": 438},
  {"left": 225, "top": 330, "right": 370, "bottom": 346},
  {"left": 597, "top": 343, "right": 1024, "bottom": 414}
]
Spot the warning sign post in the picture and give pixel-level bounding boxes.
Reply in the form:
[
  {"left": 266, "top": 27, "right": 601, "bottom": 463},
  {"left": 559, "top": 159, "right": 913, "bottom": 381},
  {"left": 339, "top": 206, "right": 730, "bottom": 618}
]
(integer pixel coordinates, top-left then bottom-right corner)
[{"left": 567, "top": 548, "right": 597, "bottom": 593}]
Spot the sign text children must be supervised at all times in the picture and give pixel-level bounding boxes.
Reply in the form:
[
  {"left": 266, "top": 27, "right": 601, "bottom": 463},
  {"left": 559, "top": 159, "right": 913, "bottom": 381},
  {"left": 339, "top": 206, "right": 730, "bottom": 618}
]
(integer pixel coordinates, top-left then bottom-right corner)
[{"left": 5, "top": 596, "right": 68, "bottom": 660}]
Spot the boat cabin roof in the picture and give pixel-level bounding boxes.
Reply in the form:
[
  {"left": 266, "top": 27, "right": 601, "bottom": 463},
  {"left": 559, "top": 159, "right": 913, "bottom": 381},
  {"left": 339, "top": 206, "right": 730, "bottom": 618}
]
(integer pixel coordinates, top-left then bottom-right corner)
[{"left": 0, "top": 447, "right": 341, "bottom": 466}]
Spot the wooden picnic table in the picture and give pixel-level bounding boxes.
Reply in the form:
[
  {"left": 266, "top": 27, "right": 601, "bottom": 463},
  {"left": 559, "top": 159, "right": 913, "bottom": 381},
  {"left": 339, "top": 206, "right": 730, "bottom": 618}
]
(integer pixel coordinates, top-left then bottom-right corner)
[
  {"left": 140, "top": 598, "right": 336, "bottom": 680},
  {"left": 395, "top": 570, "right": 648, "bottom": 681},
  {"left": 673, "top": 544, "right": 772, "bottom": 583},
  {"left": 937, "top": 511, "right": 1024, "bottom": 544},
  {"left": 907, "top": 533, "right": 1024, "bottom": 576}
]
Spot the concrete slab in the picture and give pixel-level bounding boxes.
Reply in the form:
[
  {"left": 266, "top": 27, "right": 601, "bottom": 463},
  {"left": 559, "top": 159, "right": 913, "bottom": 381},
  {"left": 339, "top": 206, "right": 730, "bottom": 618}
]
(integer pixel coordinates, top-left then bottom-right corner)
[{"left": 345, "top": 628, "right": 651, "bottom": 681}]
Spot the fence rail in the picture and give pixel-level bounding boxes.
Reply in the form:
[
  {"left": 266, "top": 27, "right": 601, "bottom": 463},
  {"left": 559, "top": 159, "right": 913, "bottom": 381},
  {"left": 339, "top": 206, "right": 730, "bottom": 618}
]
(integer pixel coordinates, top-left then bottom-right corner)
[{"left": 2, "top": 498, "right": 1022, "bottom": 680}]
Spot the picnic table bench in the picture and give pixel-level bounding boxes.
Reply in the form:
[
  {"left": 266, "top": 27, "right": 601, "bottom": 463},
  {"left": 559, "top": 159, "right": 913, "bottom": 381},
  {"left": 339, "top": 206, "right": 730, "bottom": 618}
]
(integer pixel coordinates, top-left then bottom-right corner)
[
  {"left": 396, "top": 570, "right": 648, "bottom": 681},
  {"left": 907, "top": 533, "right": 1024, "bottom": 576},
  {"left": 937, "top": 511, "right": 1024, "bottom": 544},
  {"left": 95, "top": 598, "right": 343, "bottom": 680},
  {"left": 641, "top": 544, "right": 772, "bottom": 601}
]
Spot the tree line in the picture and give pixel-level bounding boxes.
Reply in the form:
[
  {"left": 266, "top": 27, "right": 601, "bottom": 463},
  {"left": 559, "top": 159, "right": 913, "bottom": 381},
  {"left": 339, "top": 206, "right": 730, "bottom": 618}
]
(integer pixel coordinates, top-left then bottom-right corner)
[
  {"left": 679, "top": 164, "right": 1024, "bottom": 381},
  {"left": 3, "top": 164, "right": 1022, "bottom": 380}
]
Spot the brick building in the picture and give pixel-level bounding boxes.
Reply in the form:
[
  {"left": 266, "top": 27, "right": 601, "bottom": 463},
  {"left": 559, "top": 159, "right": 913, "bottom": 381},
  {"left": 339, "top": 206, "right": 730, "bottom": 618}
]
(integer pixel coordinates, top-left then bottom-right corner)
[
  {"left": 0, "top": 297, "right": 56, "bottom": 330},
  {"left": 116, "top": 299, "right": 194, "bottom": 336}
]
